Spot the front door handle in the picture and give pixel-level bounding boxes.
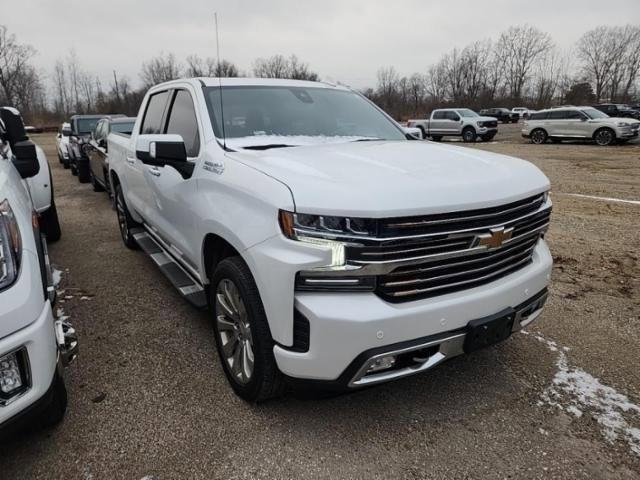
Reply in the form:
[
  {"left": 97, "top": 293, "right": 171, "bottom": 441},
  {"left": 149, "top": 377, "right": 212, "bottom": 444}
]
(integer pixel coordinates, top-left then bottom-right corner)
[
  {"left": 148, "top": 167, "right": 161, "bottom": 177},
  {"left": 126, "top": 156, "right": 136, "bottom": 165}
]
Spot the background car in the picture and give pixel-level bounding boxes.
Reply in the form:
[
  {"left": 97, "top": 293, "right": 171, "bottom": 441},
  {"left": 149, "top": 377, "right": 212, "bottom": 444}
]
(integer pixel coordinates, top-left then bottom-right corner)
[
  {"left": 592, "top": 104, "right": 640, "bottom": 120},
  {"left": 479, "top": 108, "right": 519, "bottom": 123},
  {"left": 87, "top": 116, "right": 135, "bottom": 193},
  {"left": 68, "top": 114, "right": 123, "bottom": 182},
  {"left": 511, "top": 107, "right": 531, "bottom": 119},
  {"left": 522, "top": 106, "right": 640, "bottom": 145},
  {"left": 55, "top": 122, "right": 71, "bottom": 164}
]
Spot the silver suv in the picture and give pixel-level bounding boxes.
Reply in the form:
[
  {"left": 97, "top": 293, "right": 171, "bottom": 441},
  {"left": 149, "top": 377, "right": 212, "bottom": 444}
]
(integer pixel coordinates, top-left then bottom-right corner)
[{"left": 522, "top": 106, "right": 640, "bottom": 146}]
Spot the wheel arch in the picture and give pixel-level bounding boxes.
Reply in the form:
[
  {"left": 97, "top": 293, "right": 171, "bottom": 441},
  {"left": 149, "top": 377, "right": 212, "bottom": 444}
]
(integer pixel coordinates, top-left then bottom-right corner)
[{"left": 202, "top": 233, "right": 243, "bottom": 284}]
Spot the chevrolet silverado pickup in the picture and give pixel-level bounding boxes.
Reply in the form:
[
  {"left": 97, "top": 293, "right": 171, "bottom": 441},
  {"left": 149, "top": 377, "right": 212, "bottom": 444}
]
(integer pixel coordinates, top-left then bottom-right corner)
[
  {"left": 0, "top": 107, "right": 78, "bottom": 433},
  {"left": 108, "top": 78, "right": 552, "bottom": 401},
  {"left": 407, "top": 108, "right": 498, "bottom": 142}
]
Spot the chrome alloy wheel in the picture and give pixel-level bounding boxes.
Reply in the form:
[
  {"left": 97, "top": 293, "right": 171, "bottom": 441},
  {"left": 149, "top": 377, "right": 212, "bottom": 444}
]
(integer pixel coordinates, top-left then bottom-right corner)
[
  {"left": 595, "top": 129, "right": 614, "bottom": 146},
  {"left": 531, "top": 129, "right": 547, "bottom": 144},
  {"left": 216, "top": 279, "right": 254, "bottom": 385}
]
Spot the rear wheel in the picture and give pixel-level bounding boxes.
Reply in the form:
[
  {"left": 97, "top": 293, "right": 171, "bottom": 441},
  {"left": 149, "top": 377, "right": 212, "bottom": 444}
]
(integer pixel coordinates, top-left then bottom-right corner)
[
  {"left": 115, "top": 184, "right": 140, "bottom": 249},
  {"left": 530, "top": 128, "right": 548, "bottom": 144},
  {"left": 211, "top": 257, "right": 284, "bottom": 402},
  {"left": 594, "top": 128, "right": 615, "bottom": 146},
  {"left": 462, "top": 127, "right": 476, "bottom": 143}
]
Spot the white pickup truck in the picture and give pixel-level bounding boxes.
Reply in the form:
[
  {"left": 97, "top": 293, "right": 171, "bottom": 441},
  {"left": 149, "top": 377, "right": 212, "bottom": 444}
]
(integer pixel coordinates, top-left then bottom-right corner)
[
  {"left": 0, "top": 107, "right": 77, "bottom": 433},
  {"left": 108, "top": 78, "right": 552, "bottom": 401},
  {"left": 407, "top": 108, "right": 498, "bottom": 142}
]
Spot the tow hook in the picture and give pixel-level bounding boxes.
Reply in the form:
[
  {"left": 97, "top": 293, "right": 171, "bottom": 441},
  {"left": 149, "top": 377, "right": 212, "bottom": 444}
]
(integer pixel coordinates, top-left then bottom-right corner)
[{"left": 55, "top": 320, "right": 79, "bottom": 367}]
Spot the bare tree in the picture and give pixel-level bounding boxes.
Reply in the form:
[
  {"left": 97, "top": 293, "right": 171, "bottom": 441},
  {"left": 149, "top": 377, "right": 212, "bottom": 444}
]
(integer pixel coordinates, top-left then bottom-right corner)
[
  {"left": 496, "top": 25, "right": 553, "bottom": 101},
  {"left": 577, "top": 26, "right": 622, "bottom": 102},
  {"left": 140, "top": 52, "right": 182, "bottom": 88},
  {"left": 0, "top": 25, "right": 37, "bottom": 107},
  {"left": 253, "top": 54, "right": 317, "bottom": 80}
]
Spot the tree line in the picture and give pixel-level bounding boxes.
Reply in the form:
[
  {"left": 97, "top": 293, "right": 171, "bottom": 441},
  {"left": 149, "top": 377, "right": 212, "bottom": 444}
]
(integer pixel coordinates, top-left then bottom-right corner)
[{"left": 0, "top": 23, "right": 638, "bottom": 125}]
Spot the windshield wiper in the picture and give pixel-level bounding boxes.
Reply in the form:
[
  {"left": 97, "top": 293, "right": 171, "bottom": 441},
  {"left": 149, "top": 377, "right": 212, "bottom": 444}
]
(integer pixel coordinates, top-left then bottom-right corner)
[
  {"left": 351, "top": 138, "right": 384, "bottom": 142},
  {"left": 241, "top": 144, "right": 296, "bottom": 150}
]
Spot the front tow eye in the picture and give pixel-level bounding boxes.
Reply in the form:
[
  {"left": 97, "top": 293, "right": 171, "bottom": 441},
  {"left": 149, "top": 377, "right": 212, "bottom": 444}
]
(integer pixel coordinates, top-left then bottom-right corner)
[{"left": 55, "top": 320, "right": 79, "bottom": 367}]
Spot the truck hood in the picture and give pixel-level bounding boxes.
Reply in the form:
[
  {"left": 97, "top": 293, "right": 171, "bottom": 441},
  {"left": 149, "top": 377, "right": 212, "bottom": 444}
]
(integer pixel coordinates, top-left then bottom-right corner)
[{"left": 227, "top": 141, "right": 550, "bottom": 217}]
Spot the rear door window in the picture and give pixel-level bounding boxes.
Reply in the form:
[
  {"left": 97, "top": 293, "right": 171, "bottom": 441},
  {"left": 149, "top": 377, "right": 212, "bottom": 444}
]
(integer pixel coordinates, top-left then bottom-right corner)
[
  {"left": 432, "top": 111, "right": 446, "bottom": 120},
  {"left": 547, "top": 110, "right": 567, "bottom": 120},
  {"left": 140, "top": 91, "right": 170, "bottom": 135}
]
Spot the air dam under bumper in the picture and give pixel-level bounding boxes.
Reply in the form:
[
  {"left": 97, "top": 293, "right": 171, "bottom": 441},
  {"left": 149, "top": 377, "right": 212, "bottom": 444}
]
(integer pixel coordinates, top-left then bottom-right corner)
[{"left": 273, "top": 240, "right": 552, "bottom": 382}]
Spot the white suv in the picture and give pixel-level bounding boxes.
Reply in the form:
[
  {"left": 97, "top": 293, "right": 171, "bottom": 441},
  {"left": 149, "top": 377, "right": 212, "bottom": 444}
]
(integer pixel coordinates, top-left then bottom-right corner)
[
  {"left": 522, "top": 106, "right": 640, "bottom": 146},
  {"left": 55, "top": 122, "right": 71, "bottom": 164},
  {"left": 0, "top": 108, "right": 77, "bottom": 433}
]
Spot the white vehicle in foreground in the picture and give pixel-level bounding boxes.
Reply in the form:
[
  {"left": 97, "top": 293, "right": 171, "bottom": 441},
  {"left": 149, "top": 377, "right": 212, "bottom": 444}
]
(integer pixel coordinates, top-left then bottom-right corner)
[
  {"left": 55, "top": 122, "right": 71, "bottom": 164},
  {"left": 109, "top": 78, "right": 552, "bottom": 401},
  {"left": 522, "top": 106, "right": 640, "bottom": 146},
  {"left": 0, "top": 107, "right": 77, "bottom": 432}
]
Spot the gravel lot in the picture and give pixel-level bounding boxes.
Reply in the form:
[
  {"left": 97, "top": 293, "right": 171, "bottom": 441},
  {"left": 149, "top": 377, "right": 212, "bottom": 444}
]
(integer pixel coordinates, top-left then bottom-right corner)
[{"left": 2, "top": 126, "right": 639, "bottom": 479}]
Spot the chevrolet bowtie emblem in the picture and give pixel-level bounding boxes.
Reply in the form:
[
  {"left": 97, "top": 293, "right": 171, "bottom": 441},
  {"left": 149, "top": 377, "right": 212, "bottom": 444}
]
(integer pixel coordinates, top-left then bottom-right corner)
[{"left": 477, "top": 227, "right": 514, "bottom": 249}]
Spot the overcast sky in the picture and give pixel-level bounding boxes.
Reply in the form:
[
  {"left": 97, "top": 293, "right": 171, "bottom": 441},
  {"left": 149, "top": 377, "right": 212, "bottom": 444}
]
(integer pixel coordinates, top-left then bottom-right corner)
[{"left": 4, "top": 0, "right": 640, "bottom": 90}]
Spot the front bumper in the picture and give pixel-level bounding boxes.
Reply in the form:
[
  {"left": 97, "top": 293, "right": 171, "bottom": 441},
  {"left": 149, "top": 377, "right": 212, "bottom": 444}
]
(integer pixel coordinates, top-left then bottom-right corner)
[
  {"left": 478, "top": 127, "right": 498, "bottom": 134},
  {"left": 0, "top": 298, "right": 58, "bottom": 425},
  {"left": 273, "top": 240, "right": 552, "bottom": 382},
  {"left": 618, "top": 126, "right": 639, "bottom": 138}
]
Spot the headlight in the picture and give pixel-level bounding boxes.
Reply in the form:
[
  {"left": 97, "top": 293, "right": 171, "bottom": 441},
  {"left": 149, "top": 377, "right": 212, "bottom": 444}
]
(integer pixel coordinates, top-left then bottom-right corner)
[
  {"left": 477, "top": 121, "right": 485, "bottom": 127},
  {"left": 0, "top": 200, "right": 22, "bottom": 291},
  {"left": 617, "top": 122, "right": 630, "bottom": 127},
  {"left": 279, "top": 210, "right": 376, "bottom": 291}
]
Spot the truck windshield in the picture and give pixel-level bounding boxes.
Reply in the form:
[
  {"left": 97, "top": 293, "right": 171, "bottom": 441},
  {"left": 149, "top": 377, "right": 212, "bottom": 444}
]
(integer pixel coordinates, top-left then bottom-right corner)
[
  {"left": 457, "top": 109, "right": 479, "bottom": 118},
  {"left": 582, "top": 108, "right": 609, "bottom": 119},
  {"left": 204, "top": 86, "right": 406, "bottom": 149}
]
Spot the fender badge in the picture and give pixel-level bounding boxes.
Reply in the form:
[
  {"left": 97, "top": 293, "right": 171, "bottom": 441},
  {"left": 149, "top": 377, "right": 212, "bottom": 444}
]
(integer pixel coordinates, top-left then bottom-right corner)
[{"left": 203, "top": 160, "right": 224, "bottom": 175}]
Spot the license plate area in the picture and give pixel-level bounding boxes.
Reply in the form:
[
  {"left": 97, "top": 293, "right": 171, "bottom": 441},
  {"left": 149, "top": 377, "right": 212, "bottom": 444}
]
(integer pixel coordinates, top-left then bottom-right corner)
[{"left": 463, "top": 309, "right": 515, "bottom": 353}]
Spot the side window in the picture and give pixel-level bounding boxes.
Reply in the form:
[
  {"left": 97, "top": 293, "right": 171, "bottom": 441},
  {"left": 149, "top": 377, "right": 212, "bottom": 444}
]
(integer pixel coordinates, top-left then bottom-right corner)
[
  {"left": 548, "top": 110, "right": 567, "bottom": 120},
  {"left": 432, "top": 111, "right": 445, "bottom": 120},
  {"left": 565, "top": 110, "right": 585, "bottom": 120},
  {"left": 448, "top": 111, "right": 460, "bottom": 121},
  {"left": 530, "top": 112, "right": 547, "bottom": 120},
  {"left": 140, "top": 91, "right": 170, "bottom": 135},
  {"left": 166, "top": 90, "right": 201, "bottom": 157}
]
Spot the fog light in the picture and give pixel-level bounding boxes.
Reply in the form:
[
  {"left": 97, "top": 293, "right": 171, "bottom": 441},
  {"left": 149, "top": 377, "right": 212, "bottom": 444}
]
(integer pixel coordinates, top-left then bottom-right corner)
[
  {"left": 367, "top": 355, "right": 396, "bottom": 373},
  {"left": 0, "top": 352, "right": 23, "bottom": 394}
]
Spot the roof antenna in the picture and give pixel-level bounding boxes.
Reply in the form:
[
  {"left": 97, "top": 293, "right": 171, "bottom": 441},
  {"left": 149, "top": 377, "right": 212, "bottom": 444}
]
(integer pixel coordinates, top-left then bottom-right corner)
[{"left": 215, "top": 12, "right": 227, "bottom": 149}]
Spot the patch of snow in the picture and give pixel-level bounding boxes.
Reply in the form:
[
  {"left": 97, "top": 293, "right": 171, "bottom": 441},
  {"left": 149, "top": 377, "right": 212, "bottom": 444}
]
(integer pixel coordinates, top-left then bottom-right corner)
[
  {"left": 80, "top": 296, "right": 91, "bottom": 301},
  {"left": 56, "top": 307, "right": 70, "bottom": 322},
  {"left": 52, "top": 268, "right": 63, "bottom": 287},
  {"left": 527, "top": 331, "right": 640, "bottom": 456}
]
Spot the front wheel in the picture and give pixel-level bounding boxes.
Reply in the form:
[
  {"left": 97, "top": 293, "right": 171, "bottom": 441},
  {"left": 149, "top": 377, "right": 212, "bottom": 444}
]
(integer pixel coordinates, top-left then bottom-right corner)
[
  {"left": 211, "top": 257, "right": 284, "bottom": 402},
  {"left": 594, "top": 128, "right": 615, "bottom": 146},
  {"left": 115, "top": 184, "right": 140, "bottom": 249},
  {"left": 530, "top": 129, "right": 548, "bottom": 145},
  {"left": 462, "top": 127, "right": 476, "bottom": 143}
]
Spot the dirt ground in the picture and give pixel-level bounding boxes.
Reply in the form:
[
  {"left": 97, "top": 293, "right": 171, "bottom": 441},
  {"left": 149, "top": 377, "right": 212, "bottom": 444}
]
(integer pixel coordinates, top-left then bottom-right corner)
[{"left": 1, "top": 125, "right": 639, "bottom": 479}]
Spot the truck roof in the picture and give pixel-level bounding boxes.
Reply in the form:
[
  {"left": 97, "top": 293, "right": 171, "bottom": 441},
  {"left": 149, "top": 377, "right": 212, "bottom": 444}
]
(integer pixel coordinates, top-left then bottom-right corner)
[{"left": 151, "top": 77, "right": 350, "bottom": 91}]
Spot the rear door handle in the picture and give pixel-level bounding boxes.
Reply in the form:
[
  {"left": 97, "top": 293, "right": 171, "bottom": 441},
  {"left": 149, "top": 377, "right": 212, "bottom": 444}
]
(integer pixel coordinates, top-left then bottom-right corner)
[
  {"left": 126, "top": 156, "right": 136, "bottom": 165},
  {"left": 148, "top": 167, "right": 161, "bottom": 177}
]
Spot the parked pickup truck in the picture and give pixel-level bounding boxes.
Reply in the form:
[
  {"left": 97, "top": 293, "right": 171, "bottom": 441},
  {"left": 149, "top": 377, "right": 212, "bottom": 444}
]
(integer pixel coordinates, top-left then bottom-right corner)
[
  {"left": 109, "top": 78, "right": 552, "bottom": 401},
  {"left": 407, "top": 109, "right": 498, "bottom": 142},
  {"left": 0, "top": 107, "right": 77, "bottom": 433}
]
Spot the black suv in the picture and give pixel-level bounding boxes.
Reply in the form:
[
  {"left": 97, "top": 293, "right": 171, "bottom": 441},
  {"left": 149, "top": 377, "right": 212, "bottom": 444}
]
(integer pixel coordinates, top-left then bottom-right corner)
[
  {"left": 68, "top": 114, "right": 123, "bottom": 183},
  {"left": 87, "top": 116, "right": 135, "bottom": 194},
  {"left": 478, "top": 108, "right": 519, "bottom": 124},
  {"left": 592, "top": 104, "right": 640, "bottom": 120}
]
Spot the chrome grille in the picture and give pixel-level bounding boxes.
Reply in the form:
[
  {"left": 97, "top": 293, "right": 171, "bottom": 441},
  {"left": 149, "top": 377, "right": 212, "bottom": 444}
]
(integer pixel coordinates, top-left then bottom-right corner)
[{"left": 344, "top": 193, "right": 551, "bottom": 303}]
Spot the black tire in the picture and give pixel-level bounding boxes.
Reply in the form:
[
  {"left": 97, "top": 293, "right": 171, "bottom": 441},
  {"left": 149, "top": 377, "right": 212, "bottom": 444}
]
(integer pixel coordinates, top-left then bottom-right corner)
[
  {"left": 430, "top": 135, "right": 442, "bottom": 142},
  {"left": 91, "top": 169, "right": 105, "bottom": 192},
  {"left": 40, "top": 199, "right": 61, "bottom": 243},
  {"left": 210, "top": 257, "right": 284, "bottom": 402},
  {"left": 594, "top": 127, "right": 615, "bottom": 146},
  {"left": 462, "top": 127, "right": 476, "bottom": 143},
  {"left": 37, "top": 372, "right": 68, "bottom": 429},
  {"left": 115, "top": 184, "right": 140, "bottom": 250},
  {"left": 78, "top": 161, "right": 91, "bottom": 183},
  {"left": 530, "top": 128, "right": 548, "bottom": 145},
  {"left": 62, "top": 157, "right": 70, "bottom": 169},
  {"left": 70, "top": 162, "right": 77, "bottom": 176}
]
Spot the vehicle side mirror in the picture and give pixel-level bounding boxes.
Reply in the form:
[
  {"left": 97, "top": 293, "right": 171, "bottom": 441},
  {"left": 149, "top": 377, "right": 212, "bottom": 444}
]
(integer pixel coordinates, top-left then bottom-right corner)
[
  {"left": 403, "top": 127, "right": 422, "bottom": 139},
  {"left": 11, "top": 140, "right": 40, "bottom": 178},
  {"left": 136, "top": 134, "right": 193, "bottom": 179}
]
